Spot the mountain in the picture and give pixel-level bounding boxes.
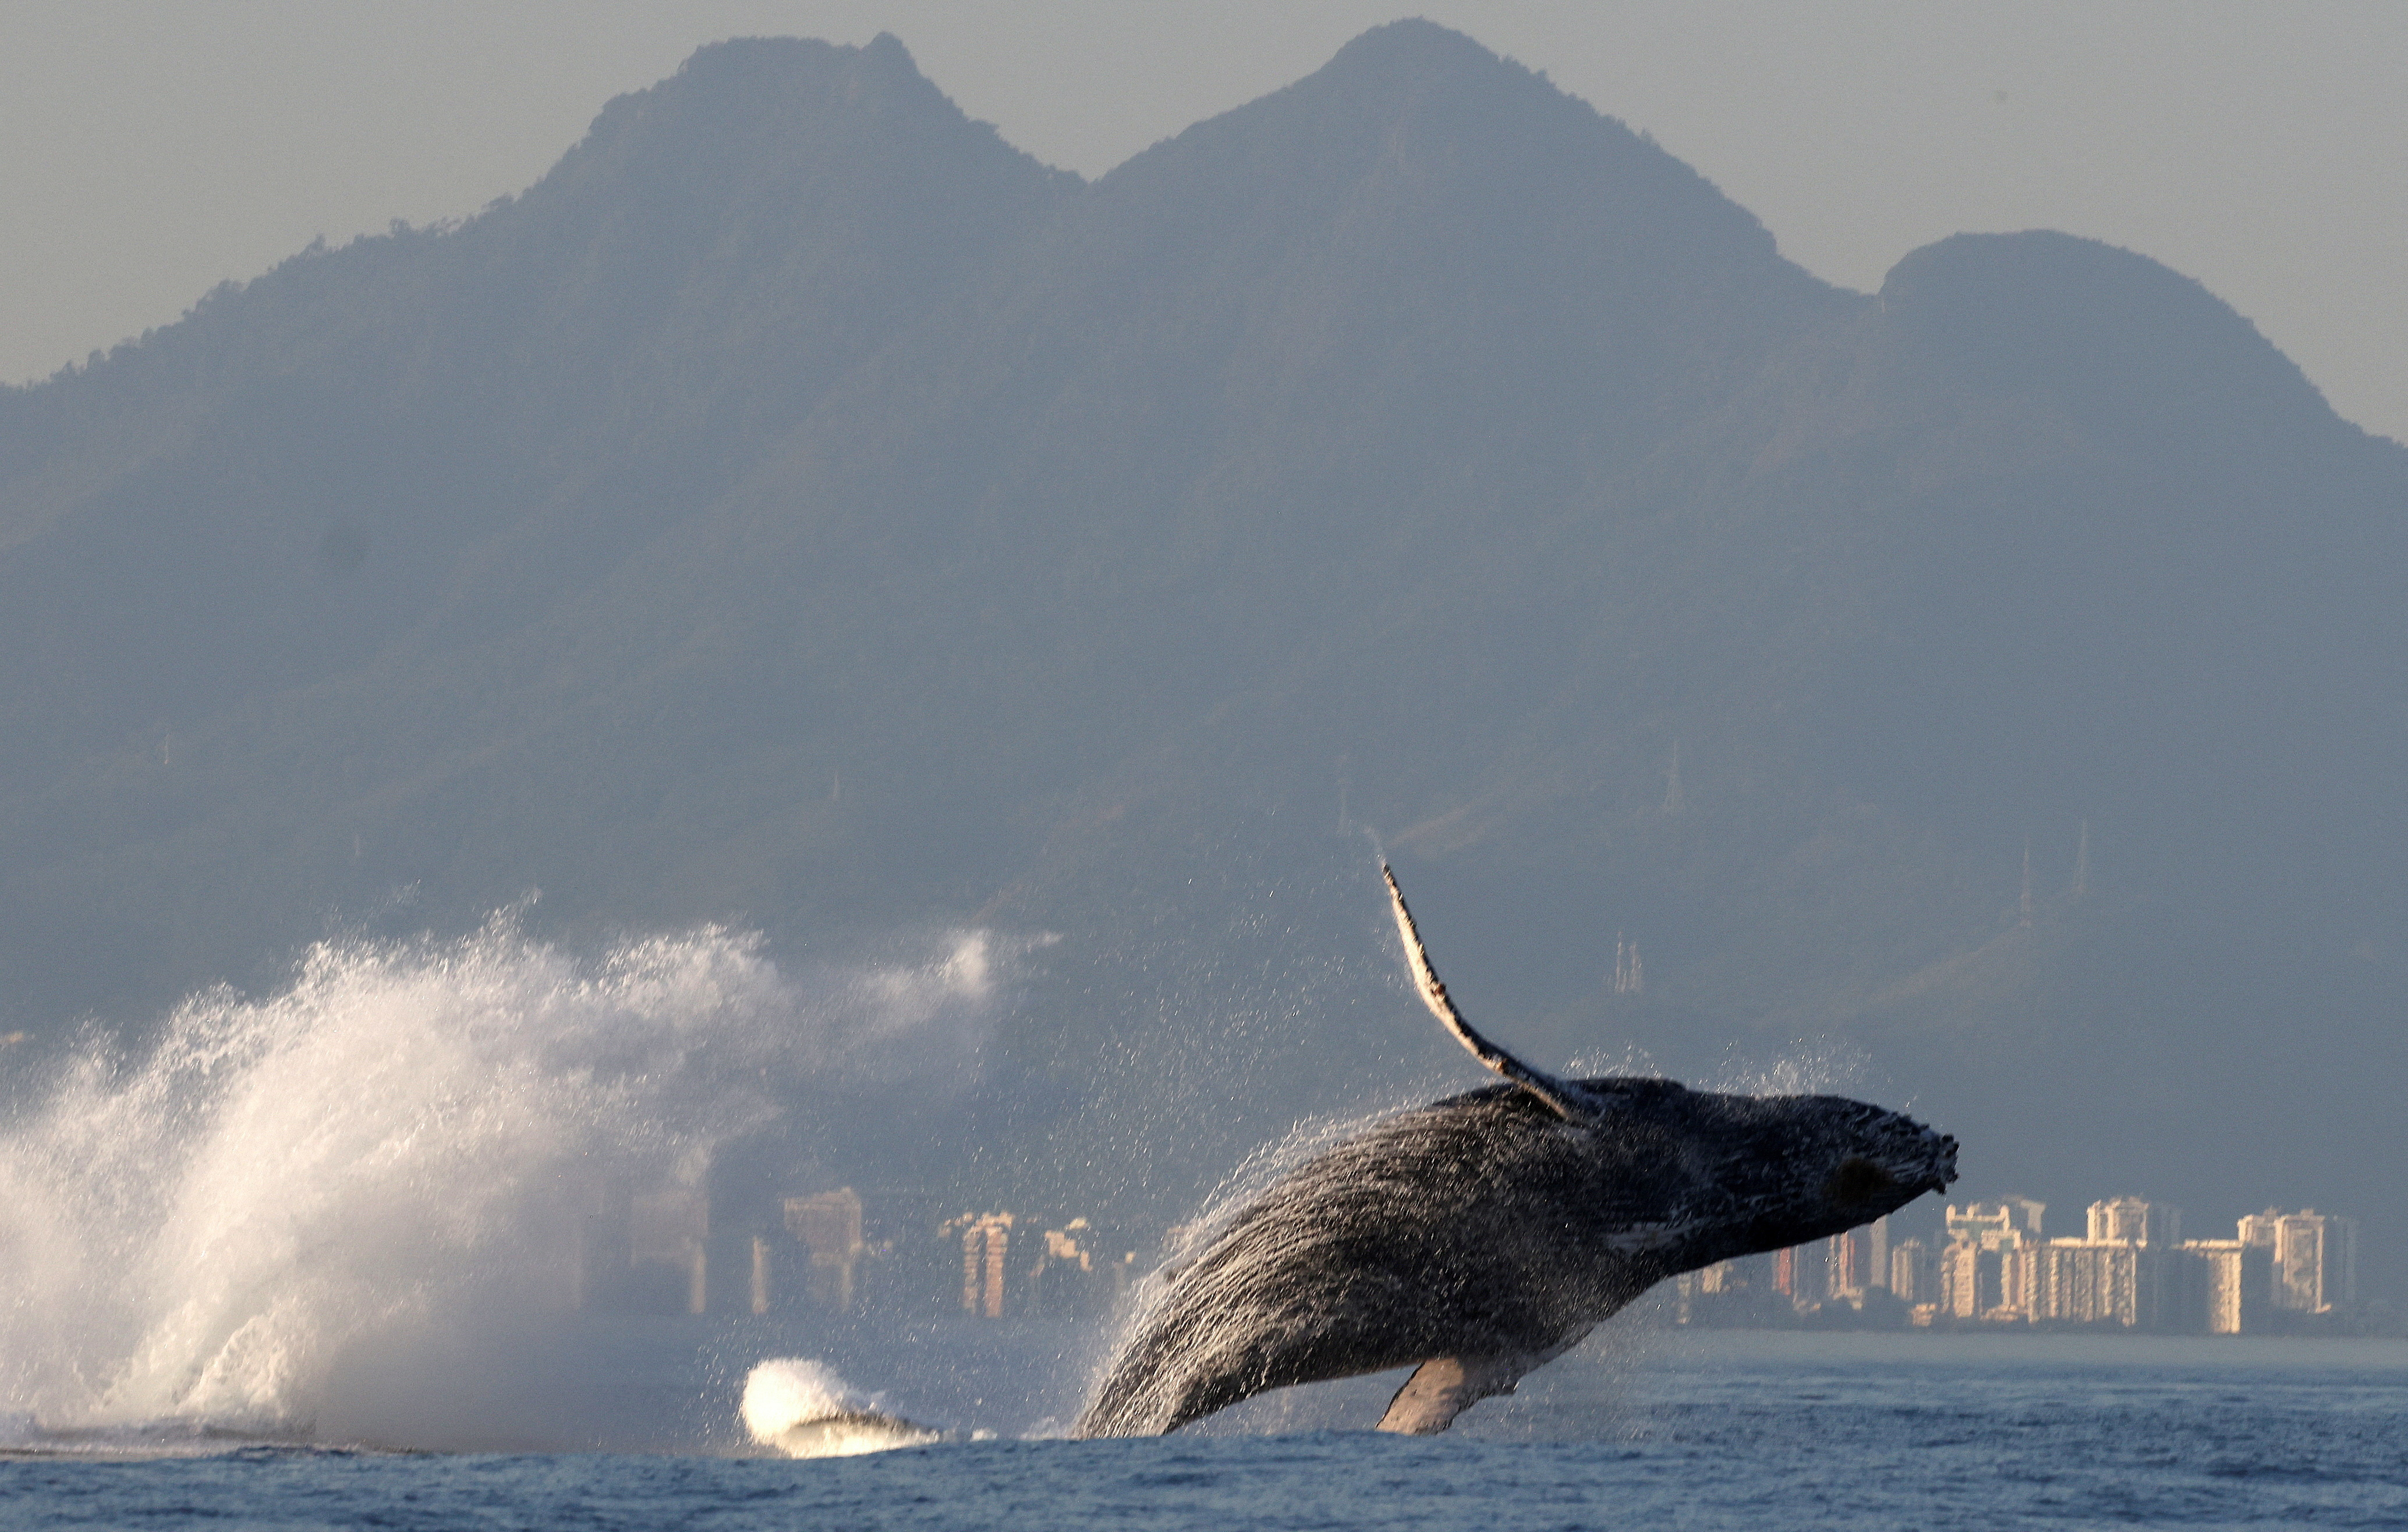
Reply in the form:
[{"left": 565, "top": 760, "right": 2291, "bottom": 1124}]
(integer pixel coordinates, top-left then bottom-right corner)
[{"left": 3, "top": 22, "right": 2403, "bottom": 1290}]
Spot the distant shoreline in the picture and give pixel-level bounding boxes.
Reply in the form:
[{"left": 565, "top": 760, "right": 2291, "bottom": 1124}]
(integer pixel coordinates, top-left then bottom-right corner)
[{"left": 1625, "top": 1327, "right": 2408, "bottom": 1365}]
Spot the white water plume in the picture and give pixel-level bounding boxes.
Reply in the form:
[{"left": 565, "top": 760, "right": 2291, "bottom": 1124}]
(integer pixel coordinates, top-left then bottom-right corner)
[
  {"left": 741, "top": 1358, "right": 936, "bottom": 1456},
  {"left": 0, "top": 910, "right": 1009, "bottom": 1441}
]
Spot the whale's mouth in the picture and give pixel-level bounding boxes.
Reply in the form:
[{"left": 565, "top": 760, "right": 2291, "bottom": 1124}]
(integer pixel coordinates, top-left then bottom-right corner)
[
  {"left": 1824, "top": 1156, "right": 1898, "bottom": 1207},
  {"left": 1901, "top": 1132, "right": 1961, "bottom": 1195},
  {"left": 1928, "top": 1133, "right": 1960, "bottom": 1192},
  {"left": 1829, "top": 1127, "right": 1959, "bottom": 1207}
]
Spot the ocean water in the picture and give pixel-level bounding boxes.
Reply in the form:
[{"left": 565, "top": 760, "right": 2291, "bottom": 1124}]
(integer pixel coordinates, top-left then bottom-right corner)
[{"left": 5, "top": 1329, "right": 2405, "bottom": 1530}]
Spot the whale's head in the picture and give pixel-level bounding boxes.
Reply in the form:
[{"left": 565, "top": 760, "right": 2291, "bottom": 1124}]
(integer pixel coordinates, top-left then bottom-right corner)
[
  {"left": 1376, "top": 862, "right": 1957, "bottom": 1275},
  {"left": 1574, "top": 1079, "right": 1957, "bottom": 1269}
]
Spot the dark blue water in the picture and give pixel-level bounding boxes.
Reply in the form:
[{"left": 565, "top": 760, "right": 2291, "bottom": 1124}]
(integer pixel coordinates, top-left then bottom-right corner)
[{"left": 8, "top": 1332, "right": 2403, "bottom": 1529}]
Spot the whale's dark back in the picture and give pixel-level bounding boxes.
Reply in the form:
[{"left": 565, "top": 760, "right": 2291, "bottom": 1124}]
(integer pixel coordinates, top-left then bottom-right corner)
[{"left": 1075, "top": 1077, "right": 1954, "bottom": 1437}]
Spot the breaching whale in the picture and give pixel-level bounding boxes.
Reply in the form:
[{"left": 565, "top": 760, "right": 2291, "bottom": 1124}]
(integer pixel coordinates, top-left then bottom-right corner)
[{"left": 1073, "top": 865, "right": 1959, "bottom": 1438}]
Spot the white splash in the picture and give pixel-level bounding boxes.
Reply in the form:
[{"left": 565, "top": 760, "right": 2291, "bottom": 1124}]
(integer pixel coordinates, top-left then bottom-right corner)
[
  {"left": 1714, "top": 1039, "right": 1873, "bottom": 1097},
  {"left": 0, "top": 910, "right": 1005, "bottom": 1441},
  {"left": 742, "top": 1358, "right": 936, "bottom": 1457}
]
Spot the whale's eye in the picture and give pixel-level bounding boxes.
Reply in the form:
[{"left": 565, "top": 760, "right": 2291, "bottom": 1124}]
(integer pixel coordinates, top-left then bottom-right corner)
[{"left": 1825, "top": 1156, "right": 1896, "bottom": 1207}]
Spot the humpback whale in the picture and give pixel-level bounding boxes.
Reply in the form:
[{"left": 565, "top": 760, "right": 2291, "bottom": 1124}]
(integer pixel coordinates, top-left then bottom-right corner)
[{"left": 1074, "top": 865, "right": 1958, "bottom": 1438}]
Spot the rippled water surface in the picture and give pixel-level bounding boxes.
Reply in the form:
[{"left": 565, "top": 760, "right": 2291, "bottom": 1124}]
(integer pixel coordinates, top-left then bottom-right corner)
[{"left": 8, "top": 1331, "right": 2404, "bottom": 1530}]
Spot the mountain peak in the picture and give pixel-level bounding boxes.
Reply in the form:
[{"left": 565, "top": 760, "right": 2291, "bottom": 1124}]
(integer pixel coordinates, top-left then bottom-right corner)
[
  {"left": 1102, "top": 18, "right": 1775, "bottom": 248},
  {"left": 1318, "top": 17, "right": 1517, "bottom": 82},
  {"left": 666, "top": 31, "right": 922, "bottom": 95},
  {"left": 1281, "top": 17, "right": 1585, "bottom": 128},
  {"left": 561, "top": 32, "right": 976, "bottom": 173},
  {"left": 1879, "top": 230, "right": 2349, "bottom": 451},
  {"left": 501, "top": 29, "right": 1072, "bottom": 278}
]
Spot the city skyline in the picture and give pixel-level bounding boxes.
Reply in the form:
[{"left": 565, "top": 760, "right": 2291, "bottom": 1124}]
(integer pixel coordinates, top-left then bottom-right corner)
[
  {"left": 1681, "top": 1194, "right": 2369, "bottom": 1336},
  {"left": 570, "top": 1165, "right": 2374, "bottom": 1338}
]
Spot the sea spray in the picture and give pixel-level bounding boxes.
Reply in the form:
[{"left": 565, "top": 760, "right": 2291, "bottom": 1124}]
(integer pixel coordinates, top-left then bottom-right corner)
[
  {"left": 1712, "top": 1038, "right": 1875, "bottom": 1099},
  {"left": 0, "top": 909, "right": 1009, "bottom": 1442},
  {"left": 1076, "top": 1098, "right": 1408, "bottom": 1424},
  {"left": 741, "top": 1358, "right": 937, "bottom": 1456}
]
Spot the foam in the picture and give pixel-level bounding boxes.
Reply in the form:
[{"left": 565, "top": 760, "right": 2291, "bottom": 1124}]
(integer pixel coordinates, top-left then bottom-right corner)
[
  {"left": 741, "top": 1357, "right": 937, "bottom": 1456},
  {"left": 0, "top": 910, "right": 1003, "bottom": 1445}
]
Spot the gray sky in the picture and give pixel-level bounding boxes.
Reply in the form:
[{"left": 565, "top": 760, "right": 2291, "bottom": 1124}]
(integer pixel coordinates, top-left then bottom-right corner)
[{"left": 5, "top": 2, "right": 2402, "bottom": 442}]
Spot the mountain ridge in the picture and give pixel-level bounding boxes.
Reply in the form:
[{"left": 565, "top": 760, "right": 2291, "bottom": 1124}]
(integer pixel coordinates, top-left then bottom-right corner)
[{"left": 1, "top": 23, "right": 2402, "bottom": 1287}]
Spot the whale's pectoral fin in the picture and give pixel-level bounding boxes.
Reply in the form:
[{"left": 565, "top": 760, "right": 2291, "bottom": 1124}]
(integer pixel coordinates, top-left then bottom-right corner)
[
  {"left": 1382, "top": 864, "right": 1605, "bottom": 1121},
  {"left": 1373, "top": 1331, "right": 1591, "bottom": 1435},
  {"left": 1374, "top": 1356, "right": 1520, "bottom": 1435}
]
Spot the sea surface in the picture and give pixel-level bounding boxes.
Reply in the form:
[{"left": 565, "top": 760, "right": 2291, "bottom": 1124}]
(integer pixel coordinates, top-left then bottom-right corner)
[{"left": 6, "top": 1328, "right": 2404, "bottom": 1530}]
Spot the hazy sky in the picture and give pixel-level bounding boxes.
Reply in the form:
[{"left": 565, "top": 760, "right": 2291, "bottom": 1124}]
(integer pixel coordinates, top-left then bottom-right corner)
[{"left": 5, "top": 2, "right": 2402, "bottom": 442}]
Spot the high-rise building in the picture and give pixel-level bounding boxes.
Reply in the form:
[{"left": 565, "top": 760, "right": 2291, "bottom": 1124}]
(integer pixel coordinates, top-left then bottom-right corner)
[
  {"left": 2087, "top": 1197, "right": 2180, "bottom": 1248},
  {"left": 1889, "top": 1238, "right": 1935, "bottom": 1306},
  {"left": 1827, "top": 1228, "right": 1868, "bottom": 1300},
  {"left": 1942, "top": 1199, "right": 2047, "bottom": 1321},
  {"left": 2241, "top": 1209, "right": 2358, "bottom": 1314},
  {"left": 848, "top": 1188, "right": 955, "bottom": 1318},
  {"left": 1774, "top": 1243, "right": 1826, "bottom": 1307},
  {"left": 1025, "top": 1217, "right": 1134, "bottom": 1319},
  {"left": 1938, "top": 1236, "right": 1981, "bottom": 1318},
  {"left": 784, "top": 1188, "right": 866, "bottom": 1313},
  {"left": 2006, "top": 1197, "right": 2183, "bottom": 1328},
  {"left": 1824, "top": 1216, "right": 1893, "bottom": 1300},
  {"left": 2031, "top": 1239, "right": 2159, "bottom": 1326},
  {"left": 950, "top": 1211, "right": 1014, "bottom": 1318},
  {"left": 1948, "top": 1198, "right": 2045, "bottom": 1243},
  {"left": 2172, "top": 1239, "right": 2273, "bottom": 1334},
  {"left": 1947, "top": 1205, "right": 2008, "bottom": 1245},
  {"left": 1676, "top": 1254, "right": 1790, "bottom": 1327},
  {"left": 1998, "top": 1239, "right": 2042, "bottom": 1321}
]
